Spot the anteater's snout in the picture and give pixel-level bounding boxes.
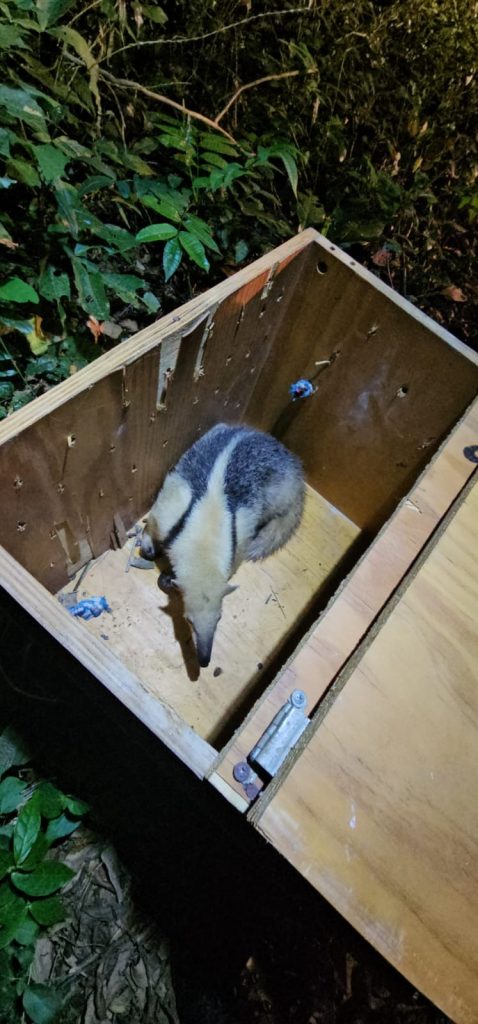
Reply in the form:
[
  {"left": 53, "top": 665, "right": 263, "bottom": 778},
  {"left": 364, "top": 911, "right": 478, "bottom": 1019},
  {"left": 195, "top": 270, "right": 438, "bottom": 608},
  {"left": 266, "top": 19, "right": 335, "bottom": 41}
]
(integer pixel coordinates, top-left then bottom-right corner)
[{"left": 196, "top": 635, "right": 213, "bottom": 669}]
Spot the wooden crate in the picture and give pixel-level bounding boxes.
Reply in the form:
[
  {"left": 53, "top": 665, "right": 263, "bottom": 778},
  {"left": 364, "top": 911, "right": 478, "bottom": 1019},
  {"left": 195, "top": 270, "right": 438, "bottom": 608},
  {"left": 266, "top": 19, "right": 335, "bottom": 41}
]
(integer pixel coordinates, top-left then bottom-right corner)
[{"left": 1, "top": 229, "right": 478, "bottom": 1021}]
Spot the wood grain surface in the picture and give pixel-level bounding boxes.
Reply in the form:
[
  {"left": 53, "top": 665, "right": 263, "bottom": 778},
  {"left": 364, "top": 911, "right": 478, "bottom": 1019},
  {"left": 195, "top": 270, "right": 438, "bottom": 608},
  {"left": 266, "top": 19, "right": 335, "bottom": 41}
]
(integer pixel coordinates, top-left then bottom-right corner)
[{"left": 256, "top": 478, "right": 478, "bottom": 1024}]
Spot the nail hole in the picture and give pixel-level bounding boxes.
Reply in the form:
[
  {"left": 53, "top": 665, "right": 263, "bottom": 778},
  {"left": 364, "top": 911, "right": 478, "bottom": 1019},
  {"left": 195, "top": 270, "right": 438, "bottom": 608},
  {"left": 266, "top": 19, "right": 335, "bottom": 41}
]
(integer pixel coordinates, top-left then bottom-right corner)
[
  {"left": 244, "top": 351, "right": 250, "bottom": 360},
  {"left": 250, "top": 367, "right": 256, "bottom": 374},
  {"left": 397, "top": 385, "right": 409, "bottom": 398},
  {"left": 109, "top": 444, "right": 116, "bottom": 453},
  {"left": 150, "top": 412, "right": 156, "bottom": 423},
  {"left": 131, "top": 464, "right": 138, "bottom": 473},
  {"left": 162, "top": 440, "right": 168, "bottom": 448},
  {"left": 223, "top": 399, "right": 229, "bottom": 407},
  {"left": 128, "top": 496, "right": 133, "bottom": 503},
  {"left": 258, "top": 307, "right": 266, "bottom": 318},
  {"left": 276, "top": 293, "right": 284, "bottom": 303},
  {"left": 67, "top": 434, "right": 76, "bottom": 447},
  {"left": 235, "top": 402, "right": 241, "bottom": 409},
  {"left": 99, "top": 489, "right": 104, "bottom": 498},
  {"left": 50, "top": 561, "right": 55, "bottom": 568},
  {"left": 57, "top": 482, "right": 65, "bottom": 494},
  {"left": 17, "top": 521, "right": 27, "bottom": 532},
  {"left": 349, "top": 260, "right": 356, "bottom": 267},
  {"left": 316, "top": 261, "right": 328, "bottom": 274},
  {"left": 329, "top": 246, "right": 336, "bottom": 251},
  {"left": 193, "top": 397, "right": 199, "bottom": 405},
  {"left": 226, "top": 355, "right": 232, "bottom": 364},
  {"left": 13, "top": 476, "right": 23, "bottom": 489},
  {"left": 214, "top": 387, "right": 220, "bottom": 395},
  {"left": 49, "top": 529, "right": 57, "bottom": 540}
]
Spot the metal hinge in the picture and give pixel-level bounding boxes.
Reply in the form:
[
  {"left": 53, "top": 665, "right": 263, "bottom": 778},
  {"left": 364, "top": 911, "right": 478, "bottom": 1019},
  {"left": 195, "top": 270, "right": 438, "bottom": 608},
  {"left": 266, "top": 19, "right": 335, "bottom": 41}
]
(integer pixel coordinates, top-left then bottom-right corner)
[{"left": 233, "top": 690, "right": 309, "bottom": 800}]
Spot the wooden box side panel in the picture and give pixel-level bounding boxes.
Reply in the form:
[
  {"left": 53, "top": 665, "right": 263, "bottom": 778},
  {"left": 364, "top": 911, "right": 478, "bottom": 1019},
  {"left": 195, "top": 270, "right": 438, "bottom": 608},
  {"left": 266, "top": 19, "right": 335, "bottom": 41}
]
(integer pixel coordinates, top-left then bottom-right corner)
[
  {"left": 255, "top": 479, "right": 478, "bottom": 1024},
  {"left": 246, "top": 243, "right": 478, "bottom": 532},
  {"left": 0, "top": 239, "right": 316, "bottom": 591},
  {"left": 0, "top": 544, "right": 216, "bottom": 778}
]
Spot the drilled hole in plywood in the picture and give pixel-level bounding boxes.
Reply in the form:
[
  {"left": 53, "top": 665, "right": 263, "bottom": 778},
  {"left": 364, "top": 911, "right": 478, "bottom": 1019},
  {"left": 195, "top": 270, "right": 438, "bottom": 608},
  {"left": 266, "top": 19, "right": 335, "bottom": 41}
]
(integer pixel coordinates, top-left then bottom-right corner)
[
  {"left": 109, "top": 445, "right": 116, "bottom": 453},
  {"left": 128, "top": 496, "right": 134, "bottom": 503},
  {"left": 397, "top": 385, "right": 409, "bottom": 398},
  {"left": 316, "top": 261, "right": 328, "bottom": 275},
  {"left": 258, "top": 307, "right": 266, "bottom": 318},
  {"left": 226, "top": 355, "right": 232, "bottom": 365},
  {"left": 150, "top": 412, "right": 156, "bottom": 423},
  {"left": 214, "top": 387, "right": 220, "bottom": 395},
  {"left": 131, "top": 465, "right": 138, "bottom": 474},
  {"left": 162, "top": 440, "right": 169, "bottom": 448},
  {"left": 13, "top": 476, "right": 23, "bottom": 489},
  {"left": 49, "top": 529, "right": 57, "bottom": 540},
  {"left": 17, "top": 521, "right": 27, "bottom": 532},
  {"left": 49, "top": 561, "right": 55, "bottom": 568},
  {"left": 99, "top": 489, "right": 105, "bottom": 498},
  {"left": 57, "top": 482, "right": 65, "bottom": 494},
  {"left": 67, "top": 434, "right": 76, "bottom": 447}
]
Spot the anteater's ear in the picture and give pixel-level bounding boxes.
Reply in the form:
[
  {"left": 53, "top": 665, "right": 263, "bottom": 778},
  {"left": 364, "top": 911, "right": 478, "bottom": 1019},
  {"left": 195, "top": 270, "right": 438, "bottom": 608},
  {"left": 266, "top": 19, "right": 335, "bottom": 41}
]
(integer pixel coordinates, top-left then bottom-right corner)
[{"left": 224, "top": 583, "right": 239, "bottom": 598}]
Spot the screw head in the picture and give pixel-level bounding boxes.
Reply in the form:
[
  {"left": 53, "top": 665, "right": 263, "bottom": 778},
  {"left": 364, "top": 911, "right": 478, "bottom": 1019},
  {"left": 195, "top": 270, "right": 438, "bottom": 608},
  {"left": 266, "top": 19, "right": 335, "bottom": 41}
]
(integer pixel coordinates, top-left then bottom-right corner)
[
  {"left": 290, "top": 689, "right": 307, "bottom": 710},
  {"left": 233, "top": 761, "right": 253, "bottom": 784}
]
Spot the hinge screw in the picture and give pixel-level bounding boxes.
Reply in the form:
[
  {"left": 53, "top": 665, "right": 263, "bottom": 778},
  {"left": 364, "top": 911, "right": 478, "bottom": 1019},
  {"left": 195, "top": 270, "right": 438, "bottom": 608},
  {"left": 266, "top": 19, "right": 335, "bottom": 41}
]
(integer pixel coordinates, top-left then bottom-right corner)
[
  {"left": 233, "top": 761, "right": 254, "bottom": 784},
  {"left": 290, "top": 689, "right": 307, "bottom": 710}
]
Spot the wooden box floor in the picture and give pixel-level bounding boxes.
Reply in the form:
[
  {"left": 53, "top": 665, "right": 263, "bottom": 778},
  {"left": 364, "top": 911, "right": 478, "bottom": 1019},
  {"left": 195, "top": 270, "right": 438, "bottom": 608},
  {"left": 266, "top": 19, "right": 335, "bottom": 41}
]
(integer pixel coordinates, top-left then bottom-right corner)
[{"left": 59, "top": 486, "right": 360, "bottom": 743}]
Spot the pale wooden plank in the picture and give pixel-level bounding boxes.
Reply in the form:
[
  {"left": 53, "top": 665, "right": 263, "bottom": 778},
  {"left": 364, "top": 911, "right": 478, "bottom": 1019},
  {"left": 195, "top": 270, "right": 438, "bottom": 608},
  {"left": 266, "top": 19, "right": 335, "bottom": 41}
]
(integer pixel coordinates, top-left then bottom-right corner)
[
  {"left": 213, "top": 399, "right": 478, "bottom": 802},
  {"left": 256, "top": 480, "right": 478, "bottom": 1024},
  {"left": 0, "top": 546, "right": 216, "bottom": 778},
  {"left": 58, "top": 486, "right": 360, "bottom": 744}
]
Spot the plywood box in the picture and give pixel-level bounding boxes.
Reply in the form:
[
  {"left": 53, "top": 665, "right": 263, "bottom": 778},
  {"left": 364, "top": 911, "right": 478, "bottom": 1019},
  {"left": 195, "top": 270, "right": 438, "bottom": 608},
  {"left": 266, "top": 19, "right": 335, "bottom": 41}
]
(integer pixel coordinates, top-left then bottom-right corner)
[{"left": 1, "top": 229, "right": 478, "bottom": 1021}]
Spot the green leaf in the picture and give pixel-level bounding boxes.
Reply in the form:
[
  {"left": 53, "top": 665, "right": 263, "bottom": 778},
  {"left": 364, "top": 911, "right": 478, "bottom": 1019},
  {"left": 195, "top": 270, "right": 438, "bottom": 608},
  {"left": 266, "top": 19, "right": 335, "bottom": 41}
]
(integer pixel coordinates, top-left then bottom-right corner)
[
  {"left": 45, "top": 814, "right": 80, "bottom": 842},
  {"left": 0, "top": 86, "right": 47, "bottom": 130},
  {"left": 275, "top": 149, "right": 298, "bottom": 197},
  {"left": 201, "top": 152, "right": 228, "bottom": 170},
  {"left": 0, "top": 25, "right": 27, "bottom": 49},
  {"left": 18, "top": 833, "right": 50, "bottom": 871},
  {"left": 101, "top": 272, "right": 144, "bottom": 305},
  {"left": 14, "top": 800, "right": 41, "bottom": 866},
  {"left": 23, "top": 984, "right": 64, "bottom": 1024},
  {"left": 136, "top": 223, "right": 178, "bottom": 243},
  {"left": 38, "top": 266, "right": 70, "bottom": 302},
  {"left": 0, "top": 850, "right": 12, "bottom": 882},
  {"left": 162, "top": 236, "right": 182, "bottom": 281},
  {"left": 34, "top": 144, "right": 69, "bottom": 183},
  {"left": 140, "top": 194, "right": 182, "bottom": 223},
  {"left": 29, "top": 895, "right": 66, "bottom": 926},
  {"left": 11, "top": 861, "right": 75, "bottom": 897},
  {"left": 91, "top": 223, "right": 137, "bottom": 252},
  {"left": 178, "top": 231, "right": 210, "bottom": 272},
  {"left": 53, "top": 26, "right": 100, "bottom": 111},
  {"left": 5, "top": 158, "right": 41, "bottom": 187},
  {"left": 0, "top": 902, "right": 26, "bottom": 949},
  {"left": 141, "top": 4, "right": 167, "bottom": 23},
  {"left": 142, "top": 291, "right": 160, "bottom": 313},
  {"left": 234, "top": 239, "right": 249, "bottom": 263},
  {"left": 36, "top": 0, "right": 74, "bottom": 30},
  {"left": 0, "top": 129, "right": 12, "bottom": 158},
  {"left": 32, "top": 783, "right": 64, "bottom": 820},
  {"left": 72, "top": 259, "right": 109, "bottom": 319},
  {"left": 77, "top": 174, "right": 115, "bottom": 197},
  {"left": 0, "top": 278, "right": 39, "bottom": 304},
  {"left": 183, "top": 215, "right": 220, "bottom": 254},
  {"left": 0, "top": 777, "right": 28, "bottom": 814},
  {"left": 62, "top": 795, "right": 89, "bottom": 816},
  {"left": 199, "top": 134, "right": 238, "bottom": 156},
  {"left": 14, "top": 914, "right": 39, "bottom": 945},
  {"left": 0, "top": 727, "right": 31, "bottom": 776}
]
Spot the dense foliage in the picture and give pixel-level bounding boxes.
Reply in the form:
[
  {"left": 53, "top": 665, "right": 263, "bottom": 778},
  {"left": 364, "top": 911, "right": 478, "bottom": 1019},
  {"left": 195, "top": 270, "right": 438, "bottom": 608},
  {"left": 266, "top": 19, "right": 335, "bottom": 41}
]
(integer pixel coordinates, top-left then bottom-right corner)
[
  {"left": 0, "top": 725, "right": 88, "bottom": 1023},
  {"left": 1, "top": 0, "right": 476, "bottom": 416}
]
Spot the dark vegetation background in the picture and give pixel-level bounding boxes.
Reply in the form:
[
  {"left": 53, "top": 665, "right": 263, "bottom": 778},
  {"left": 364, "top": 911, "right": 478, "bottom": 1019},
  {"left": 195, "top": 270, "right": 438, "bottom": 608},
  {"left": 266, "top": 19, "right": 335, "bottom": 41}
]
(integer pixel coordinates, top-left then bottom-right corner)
[
  {"left": 0, "top": 0, "right": 477, "bottom": 415},
  {"left": 0, "top": 1, "right": 476, "bottom": 1021}
]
